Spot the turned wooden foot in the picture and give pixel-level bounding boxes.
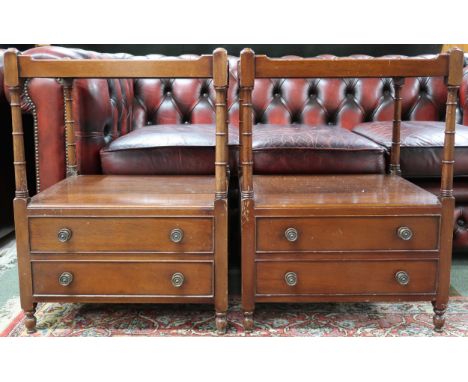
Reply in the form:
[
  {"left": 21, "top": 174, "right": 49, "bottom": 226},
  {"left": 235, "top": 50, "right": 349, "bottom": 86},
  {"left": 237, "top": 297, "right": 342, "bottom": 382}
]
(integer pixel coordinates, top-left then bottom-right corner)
[
  {"left": 243, "top": 311, "right": 254, "bottom": 331},
  {"left": 432, "top": 301, "right": 447, "bottom": 333},
  {"left": 24, "top": 309, "right": 37, "bottom": 334},
  {"left": 215, "top": 312, "right": 227, "bottom": 335}
]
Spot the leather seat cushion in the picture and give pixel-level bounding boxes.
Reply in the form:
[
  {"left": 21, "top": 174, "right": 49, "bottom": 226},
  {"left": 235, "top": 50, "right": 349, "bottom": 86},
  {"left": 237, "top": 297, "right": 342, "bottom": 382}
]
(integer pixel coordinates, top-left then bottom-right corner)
[
  {"left": 353, "top": 121, "right": 468, "bottom": 177},
  {"left": 252, "top": 124, "right": 386, "bottom": 174},
  {"left": 100, "top": 124, "right": 239, "bottom": 175},
  {"left": 410, "top": 178, "right": 468, "bottom": 203}
]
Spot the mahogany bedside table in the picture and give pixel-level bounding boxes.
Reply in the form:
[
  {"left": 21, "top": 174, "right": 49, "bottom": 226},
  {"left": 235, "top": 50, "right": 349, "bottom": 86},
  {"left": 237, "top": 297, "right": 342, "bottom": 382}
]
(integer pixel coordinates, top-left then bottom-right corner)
[
  {"left": 5, "top": 48, "right": 229, "bottom": 334},
  {"left": 238, "top": 48, "right": 464, "bottom": 332}
]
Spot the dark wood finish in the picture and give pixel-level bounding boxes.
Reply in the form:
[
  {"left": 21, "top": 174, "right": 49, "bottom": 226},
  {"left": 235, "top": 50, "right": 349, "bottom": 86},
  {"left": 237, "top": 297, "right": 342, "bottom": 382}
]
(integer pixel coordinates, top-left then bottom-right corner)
[
  {"left": 62, "top": 79, "right": 78, "bottom": 177},
  {"left": 17, "top": 55, "right": 213, "bottom": 78},
  {"left": 29, "top": 216, "right": 213, "bottom": 253},
  {"left": 32, "top": 261, "right": 213, "bottom": 297},
  {"left": 28, "top": 175, "right": 216, "bottom": 211},
  {"left": 390, "top": 77, "right": 404, "bottom": 175},
  {"left": 239, "top": 49, "right": 464, "bottom": 332},
  {"left": 4, "top": 49, "right": 35, "bottom": 333},
  {"left": 256, "top": 216, "right": 439, "bottom": 252},
  {"left": 239, "top": 49, "right": 256, "bottom": 331},
  {"left": 253, "top": 175, "right": 441, "bottom": 209},
  {"left": 254, "top": 54, "right": 450, "bottom": 78},
  {"left": 5, "top": 48, "right": 229, "bottom": 334},
  {"left": 256, "top": 260, "right": 437, "bottom": 296},
  {"left": 213, "top": 48, "right": 230, "bottom": 333},
  {"left": 433, "top": 49, "right": 464, "bottom": 331}
]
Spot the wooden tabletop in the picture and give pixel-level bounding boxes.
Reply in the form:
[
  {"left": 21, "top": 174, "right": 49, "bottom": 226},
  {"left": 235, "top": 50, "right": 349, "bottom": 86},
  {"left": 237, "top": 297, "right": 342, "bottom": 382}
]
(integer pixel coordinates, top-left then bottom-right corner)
[
  {"left": 253, "top": 174, "right": 441, "bottom": 209},
  {"left": 29, "top": 175, "right": 216, "bottom": 211}
]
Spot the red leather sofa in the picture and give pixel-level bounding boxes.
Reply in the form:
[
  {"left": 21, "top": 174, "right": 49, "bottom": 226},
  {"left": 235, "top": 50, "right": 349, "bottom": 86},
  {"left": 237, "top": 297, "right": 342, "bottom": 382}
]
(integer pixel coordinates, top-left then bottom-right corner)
[{"left": 3, "top": 46, "right": 468, "bottom": 251}]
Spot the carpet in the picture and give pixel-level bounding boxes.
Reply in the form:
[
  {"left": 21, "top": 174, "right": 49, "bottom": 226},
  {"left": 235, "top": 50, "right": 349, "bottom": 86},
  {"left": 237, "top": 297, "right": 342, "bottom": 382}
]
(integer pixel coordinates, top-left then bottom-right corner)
[{"left": 2, "top": 297, "right": 468, "bottom": 337}]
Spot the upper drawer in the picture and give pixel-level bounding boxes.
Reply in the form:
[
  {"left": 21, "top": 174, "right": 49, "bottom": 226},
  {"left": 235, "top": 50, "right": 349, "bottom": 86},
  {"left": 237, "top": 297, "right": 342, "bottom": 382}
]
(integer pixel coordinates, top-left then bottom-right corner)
[
  {"left": 29, "top": 217, "right": 213, "bottom": 253},
  {"left": 256, "top": 216, "right": 439, "bottom": 252}
]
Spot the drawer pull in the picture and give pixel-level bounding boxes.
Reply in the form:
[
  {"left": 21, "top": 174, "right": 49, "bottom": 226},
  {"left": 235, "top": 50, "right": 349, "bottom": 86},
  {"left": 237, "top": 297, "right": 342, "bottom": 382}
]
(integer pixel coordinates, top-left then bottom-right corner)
[
  {"left": 171, "top": 272, "right": 185, "bottom": 288},
  {"left": 395, "top": 271, "right": 410, "bottom": 286},
  {"left": 58, "top": 272, "right": 73, "bottom": 286},
  {"left": 170, "top": 228, "right": 184, "bottom": 243},
  {"left": 57, "top": 228, "right": 72, "bottom": 243},
  {"left": 284, "top": 271, "right": 298, "bottom": 286},
  {"left": 284, "top": 228, "right": 298, "bottom": 242},
  {"left": 397, "top": 226, "right": 413, "bottom": 241}
]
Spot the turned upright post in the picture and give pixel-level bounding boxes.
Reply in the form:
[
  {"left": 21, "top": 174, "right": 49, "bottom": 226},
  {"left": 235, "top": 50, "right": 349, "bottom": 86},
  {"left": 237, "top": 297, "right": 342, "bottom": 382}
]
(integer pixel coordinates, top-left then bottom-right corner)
[
  {"left": 239, "top": 48, "right": 255, "bottom": 330},
  {"left": 5, "top": 50, "right": 28, "bottom": 199},
  {"left": 62, "top": 78, "right": 78, "bottom": 177},
  {"left": 4, "top": 48, "right": 36, "bottom": 333},
  {"left": 433, "top": 48, "right": 464, "bottom": 331},
  {"left": 390, "top": 77, "right": 404, "bottom": 175},
  {"left": 213, "top": 48, "right": 229, "bottom": 334},
  {"left": 239, "top": 48, "right": 254, "bottom": 199},
  {"left": 213, "top": 48, "right": 229, "bottom": 200}
]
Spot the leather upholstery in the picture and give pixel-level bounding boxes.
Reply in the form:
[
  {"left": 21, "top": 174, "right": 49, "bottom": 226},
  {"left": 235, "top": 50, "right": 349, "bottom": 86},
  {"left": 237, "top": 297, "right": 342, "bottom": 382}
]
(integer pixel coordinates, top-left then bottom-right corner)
[
  {"left": 101, "top": 124, "right": 239, "bottom": 175},
  {"left": 249, "top": 55, "right": 460, "bottom": 129},
  {"left": 3, "top": 46, "right": 468, "bottom": 251},
  {"left": 353, "top": 121, "right": 468, "bottom": 177},
  {"left": 252, "top": 55, "right": 461, "bottom": 129},
  {"left": 411, "top": 178, "right": 468, "bottom": 250},
  {"left": 252, "top": 125, "right": 385, "bottom": 174},
  {"left": 14, "top": 47, "right": 468, "bottom": 191},
  {"left": 18, "top": 46, "right": 239, "bottom": 190}
]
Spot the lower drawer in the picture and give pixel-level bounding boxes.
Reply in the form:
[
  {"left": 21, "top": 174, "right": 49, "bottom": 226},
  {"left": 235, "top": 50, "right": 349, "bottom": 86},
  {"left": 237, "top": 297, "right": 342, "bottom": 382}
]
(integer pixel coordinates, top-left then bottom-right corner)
[
  {"left": 32, "top": 261, "right": 213, "bottom": 296},
  {"left": 256, "top": 260, "right": 437, "bottom": 296}
]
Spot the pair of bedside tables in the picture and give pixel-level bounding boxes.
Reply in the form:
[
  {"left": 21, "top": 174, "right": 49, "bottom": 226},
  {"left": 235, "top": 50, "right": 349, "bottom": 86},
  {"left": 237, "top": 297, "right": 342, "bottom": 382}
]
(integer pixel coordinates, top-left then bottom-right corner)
[
  {"left": 5, "top": 47, "right": 464, "bottom": 334},
  {"left": 238, "top": 48, "right": 464, "bottom": 332},
  {"left": 5, "top": 49, "right": 229, "bottom": 334}
]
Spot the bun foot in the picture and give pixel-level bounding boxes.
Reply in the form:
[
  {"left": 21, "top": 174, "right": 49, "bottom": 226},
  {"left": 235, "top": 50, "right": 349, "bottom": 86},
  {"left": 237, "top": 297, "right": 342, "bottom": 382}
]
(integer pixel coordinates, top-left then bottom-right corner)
[
  {"left": 243, "top": 311, "right": 254, "bottom": 331},
  {"left": 432, "top": 302, "right": 447, "bottom": 333},
  {"left": 215, "top": 313, "right": 227, "bottom": 335},
  {"left": 25, "top": 310, "right": 37, "bottom": 334}
]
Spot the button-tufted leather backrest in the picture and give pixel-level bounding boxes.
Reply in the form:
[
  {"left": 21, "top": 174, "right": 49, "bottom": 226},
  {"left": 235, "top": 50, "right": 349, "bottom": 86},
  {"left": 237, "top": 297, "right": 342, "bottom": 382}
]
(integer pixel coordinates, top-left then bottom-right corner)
[
  {"left": 248, "top": 55, "right": 457, "bottom": 130},
  {"left": 131, "top": 55, "right": 240, "bottom": 129},
  {"left": 8, "top": 47, "right": 468, "bottom": 192},
  {"left": 17, "top": 47, "right": 241, "bottom": 192}
]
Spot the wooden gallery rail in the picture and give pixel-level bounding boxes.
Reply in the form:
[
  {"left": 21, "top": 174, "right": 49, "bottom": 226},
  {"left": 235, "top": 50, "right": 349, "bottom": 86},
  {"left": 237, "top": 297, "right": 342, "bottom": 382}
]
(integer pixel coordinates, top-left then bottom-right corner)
[
  {"left": 238, "top": 48, "right": 464, "bottom": 331},
  {"left": 4, "top": 48, "right": 230, "bottom": 334}
]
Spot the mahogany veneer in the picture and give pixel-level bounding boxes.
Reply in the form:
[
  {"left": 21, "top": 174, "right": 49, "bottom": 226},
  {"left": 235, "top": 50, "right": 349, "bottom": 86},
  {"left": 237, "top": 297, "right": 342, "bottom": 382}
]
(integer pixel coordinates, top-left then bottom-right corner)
[
  {"left": 5, "top": 49, "right": 230, "bottom": 334},
  {"left": 239, "top": 49, "right": 464, "bottom": 332}
]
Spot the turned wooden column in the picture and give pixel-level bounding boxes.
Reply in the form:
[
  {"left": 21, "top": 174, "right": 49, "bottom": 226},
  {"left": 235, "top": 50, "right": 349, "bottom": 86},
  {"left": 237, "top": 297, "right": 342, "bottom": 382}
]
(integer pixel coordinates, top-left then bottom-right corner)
[
  {"left": 62, "top": 78, "right": 78, "bottom": 177},
  {"left": 4, "top": 48, "right": 36, "bottom": 333},
  {"left": 390, "top": 77, "right": 404, "bottom": 175},
  {"left": 213, "top": 48, "right": 229, "bottom": 334},
  {"left": 433, "top": 48, "right": 464, "bottom": 332},
  {"left": 239, "top": 48, "right": 255, "bottom": 330}
]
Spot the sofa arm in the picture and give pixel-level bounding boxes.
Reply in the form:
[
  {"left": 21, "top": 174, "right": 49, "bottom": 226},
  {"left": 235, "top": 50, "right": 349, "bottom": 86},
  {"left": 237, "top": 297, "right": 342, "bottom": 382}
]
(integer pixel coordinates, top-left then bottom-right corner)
[
  {"left": 20, "top": 46, "right": 117, "bottom": 191},
  {"left": 462, "top": 60, "right": 468, "bottom": 126}
]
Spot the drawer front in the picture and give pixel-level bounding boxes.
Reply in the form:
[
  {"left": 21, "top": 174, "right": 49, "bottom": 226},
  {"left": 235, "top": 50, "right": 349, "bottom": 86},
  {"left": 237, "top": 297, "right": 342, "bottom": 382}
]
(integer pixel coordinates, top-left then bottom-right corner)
[
  {"left": 256, "top": 216, "right": 439, "bottom": 252},
  {"left": 32, "top": 261, "right": 213, "bottom": 296},
  {"left": 256, "top": 260, "right": 437, "bottom": 296},
  {"left": 29, "top": 217, "right": 213, "bottom": 253}
]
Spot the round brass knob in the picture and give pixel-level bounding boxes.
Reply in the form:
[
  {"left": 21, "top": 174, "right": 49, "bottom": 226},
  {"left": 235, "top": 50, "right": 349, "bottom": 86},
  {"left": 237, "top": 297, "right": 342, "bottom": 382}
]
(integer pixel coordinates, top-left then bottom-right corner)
[
  {"left": 171, "top": 272, "right": 185, "bottom": 288},
  {"left": 284, "top": 271, "right": 298, "bottom": 286},
  {"left": 397, "top": 226, "right": 413, "bottom": 241},
  {"left": 57, "top": 228, "right": 72, "bottom": 243},
  {"left": 284, "top": 228, "right": 298, "bottom": 242},
  {"left": 58, "top": 272, "right": 73, "bottom": 286},
  {"left": 170, "top": 228, "right": 184, "bottom": 243},
  {"left": 395, "top": 271, "right": 410, "bottom": 286}
]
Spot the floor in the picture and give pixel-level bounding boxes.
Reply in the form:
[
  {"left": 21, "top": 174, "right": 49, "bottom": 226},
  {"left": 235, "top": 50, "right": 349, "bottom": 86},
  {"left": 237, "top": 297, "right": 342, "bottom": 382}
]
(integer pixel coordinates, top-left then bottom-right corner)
[{"left": 1, "top": 232, "right": 467, "bottom": 333}]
